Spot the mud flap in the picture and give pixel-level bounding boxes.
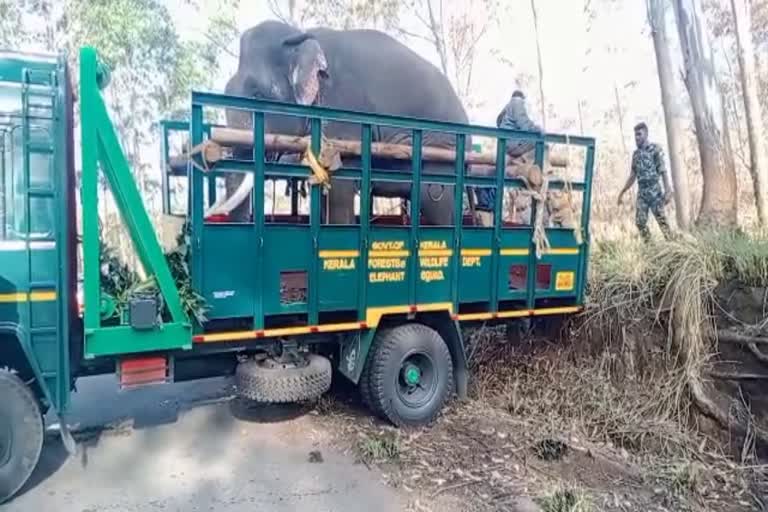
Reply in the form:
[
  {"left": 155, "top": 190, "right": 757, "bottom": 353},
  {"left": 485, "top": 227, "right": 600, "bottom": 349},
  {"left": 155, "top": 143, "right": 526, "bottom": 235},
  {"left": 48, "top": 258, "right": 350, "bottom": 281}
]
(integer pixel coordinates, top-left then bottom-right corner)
[{"left": 338, "top": 329, "right": 376, "bottom": 384}]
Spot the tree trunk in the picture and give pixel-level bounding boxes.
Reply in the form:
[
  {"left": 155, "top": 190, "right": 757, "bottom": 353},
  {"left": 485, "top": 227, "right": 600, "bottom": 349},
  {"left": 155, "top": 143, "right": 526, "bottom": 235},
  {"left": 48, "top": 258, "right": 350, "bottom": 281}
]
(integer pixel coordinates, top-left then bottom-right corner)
[
  {"left": 673, "top": 0, "right": 738, "bottom": 227},
  {"left": 648, "top": 0, "right": 691, "bottom": 229},
  {"left": 731, "top": 0, "right": 768, "bottom": 226},
  {"left": 529, "top": 0, "right": 547, "bottom": 131},
  {"left": 613, "top": 82, "right": 629, "bottom": 159}
]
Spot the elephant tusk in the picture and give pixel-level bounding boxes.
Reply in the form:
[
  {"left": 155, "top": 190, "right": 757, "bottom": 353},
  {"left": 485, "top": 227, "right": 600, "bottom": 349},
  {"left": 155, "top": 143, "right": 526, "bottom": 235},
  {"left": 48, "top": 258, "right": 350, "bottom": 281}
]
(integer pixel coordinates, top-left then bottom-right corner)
[{"left": 204, "top": 173, "right": 254, "bottom": 217}]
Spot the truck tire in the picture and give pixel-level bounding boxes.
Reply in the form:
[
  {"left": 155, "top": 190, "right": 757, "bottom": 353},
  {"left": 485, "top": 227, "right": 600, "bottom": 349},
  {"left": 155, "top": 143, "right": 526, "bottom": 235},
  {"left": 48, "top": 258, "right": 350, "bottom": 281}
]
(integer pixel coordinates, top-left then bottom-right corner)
[
  {"left": 368, "top": 323, "right": 454, "bottom": 427},
  {"left": 0, "top": 370, "right": 44, "bottom": 504},
  {"left": 235, "top": 354, "right": 332, "bottom": 403}
]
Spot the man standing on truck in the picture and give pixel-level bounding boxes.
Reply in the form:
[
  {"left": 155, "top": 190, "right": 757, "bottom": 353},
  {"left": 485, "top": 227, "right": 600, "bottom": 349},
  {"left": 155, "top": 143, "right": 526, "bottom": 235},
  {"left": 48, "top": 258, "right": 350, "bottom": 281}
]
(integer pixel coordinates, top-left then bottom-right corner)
[
  {"left": 474, "top": 90, "right": 541, "bottom": 227},
  {"left": 617, "top": 122, "right": 673, "bottom": 242}
]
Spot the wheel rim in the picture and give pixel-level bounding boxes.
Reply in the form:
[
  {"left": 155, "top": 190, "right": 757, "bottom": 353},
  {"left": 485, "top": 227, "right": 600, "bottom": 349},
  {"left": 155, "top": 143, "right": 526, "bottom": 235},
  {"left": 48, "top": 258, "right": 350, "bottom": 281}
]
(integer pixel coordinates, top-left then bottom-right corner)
[
  {"left": 396, "top": 352, "right": 437, "bottom": 408},
  {"left": 0, "top": 417, "right": 11, "bottom": 467}
]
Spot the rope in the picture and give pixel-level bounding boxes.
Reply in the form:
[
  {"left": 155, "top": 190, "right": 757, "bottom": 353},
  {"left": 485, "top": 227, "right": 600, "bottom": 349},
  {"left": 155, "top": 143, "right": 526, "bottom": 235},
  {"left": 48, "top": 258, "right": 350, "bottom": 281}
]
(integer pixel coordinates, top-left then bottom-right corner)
[
  {"left": 530, "top": 146, "right": 551, "bottom": 259},
  {"left": 183, "top": 140, "right": 222, "bottom": 174},
  {"left": 562, "top": 133, "right": 583, "bottom": 246},
  {"left": 302, "top": 146, "right": 331, "bottom": 189}
]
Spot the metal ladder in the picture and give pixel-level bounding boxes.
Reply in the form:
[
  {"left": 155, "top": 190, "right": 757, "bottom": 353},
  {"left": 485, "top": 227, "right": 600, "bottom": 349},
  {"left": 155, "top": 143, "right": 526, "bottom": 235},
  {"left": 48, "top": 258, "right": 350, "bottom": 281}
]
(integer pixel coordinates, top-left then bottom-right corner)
[{"left": 21, "top": 67, "right": 59, "bottom": 386}]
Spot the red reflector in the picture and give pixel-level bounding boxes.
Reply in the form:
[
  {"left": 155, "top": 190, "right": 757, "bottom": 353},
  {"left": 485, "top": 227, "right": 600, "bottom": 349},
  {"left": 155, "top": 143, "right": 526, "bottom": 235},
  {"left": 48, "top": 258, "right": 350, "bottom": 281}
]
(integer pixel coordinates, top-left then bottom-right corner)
[
  {"left": 451, "top": 314, "right": 459, "bottom": 321},
  {"left": 205, "top": 213, "right": 230, "bottom": 223},
  {"left": 256, "top": 331, "right": 265, "bottom": 338},
  {"left": 310, "top": 326, "right": 319, "bottom": 333},
  {"left": 409, "top": 305, "right": 418, "bottom": 313},
  {"left": 119, "top": 356, "right": 167, "bottom": 389},
  {"left": 192, "top": 335, "right": 204, "bottom": 342},
  {"left": 359, "top": 322, "right": 368, "bottom": 329}
]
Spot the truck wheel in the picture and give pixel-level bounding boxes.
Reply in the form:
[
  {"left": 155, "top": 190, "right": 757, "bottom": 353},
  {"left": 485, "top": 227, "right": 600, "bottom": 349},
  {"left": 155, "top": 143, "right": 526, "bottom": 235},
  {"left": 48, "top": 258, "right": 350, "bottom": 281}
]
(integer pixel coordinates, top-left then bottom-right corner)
[
  {"left": 368, "top": 324, "right": 454, "bottom": 427},
  {"left": 236, "top": 354, "right": 332, "bottom": 403},
  {"left": 0, "top": 370, "right": 44, "bottom": 503}
]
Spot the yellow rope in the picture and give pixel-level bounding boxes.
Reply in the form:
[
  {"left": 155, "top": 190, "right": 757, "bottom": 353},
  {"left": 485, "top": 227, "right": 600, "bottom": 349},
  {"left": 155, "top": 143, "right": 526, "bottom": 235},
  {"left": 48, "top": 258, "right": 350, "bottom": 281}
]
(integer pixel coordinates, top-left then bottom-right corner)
[{"left": 302, "top": 146, "right": 332, "bottom": 190}]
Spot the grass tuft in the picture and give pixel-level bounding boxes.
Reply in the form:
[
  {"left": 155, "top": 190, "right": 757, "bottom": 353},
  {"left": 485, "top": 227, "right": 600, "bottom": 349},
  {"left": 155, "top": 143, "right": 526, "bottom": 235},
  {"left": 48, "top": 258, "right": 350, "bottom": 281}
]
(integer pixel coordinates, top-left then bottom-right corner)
[
  {"left": 357, "top": 431, "right": 400, "bottom": 464},
  {"left": 537, "top": 484, "right": 592, "bottom": 512}
]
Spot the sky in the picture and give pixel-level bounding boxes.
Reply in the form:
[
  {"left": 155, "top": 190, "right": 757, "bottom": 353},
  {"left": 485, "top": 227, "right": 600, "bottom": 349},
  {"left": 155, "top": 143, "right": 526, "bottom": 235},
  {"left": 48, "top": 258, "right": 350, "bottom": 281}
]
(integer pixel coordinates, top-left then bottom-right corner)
[{"left": 170, "top": 0, "right": 666, "bottom": 144}]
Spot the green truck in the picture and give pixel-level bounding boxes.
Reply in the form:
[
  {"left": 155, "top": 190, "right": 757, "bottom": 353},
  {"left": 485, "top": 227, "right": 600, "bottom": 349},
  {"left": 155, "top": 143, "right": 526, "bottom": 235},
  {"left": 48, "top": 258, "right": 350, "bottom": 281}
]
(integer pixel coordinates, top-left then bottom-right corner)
[{"left": 0, "top": 47, "right": 595, "bottom": 502}]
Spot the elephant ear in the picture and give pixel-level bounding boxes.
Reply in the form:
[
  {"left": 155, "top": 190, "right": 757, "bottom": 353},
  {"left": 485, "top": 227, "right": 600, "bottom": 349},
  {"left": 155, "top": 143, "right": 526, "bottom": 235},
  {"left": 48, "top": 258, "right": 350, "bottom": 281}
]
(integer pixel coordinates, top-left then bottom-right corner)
[{"left": 283, "top": 33, "right": 329, "bottom": 106}]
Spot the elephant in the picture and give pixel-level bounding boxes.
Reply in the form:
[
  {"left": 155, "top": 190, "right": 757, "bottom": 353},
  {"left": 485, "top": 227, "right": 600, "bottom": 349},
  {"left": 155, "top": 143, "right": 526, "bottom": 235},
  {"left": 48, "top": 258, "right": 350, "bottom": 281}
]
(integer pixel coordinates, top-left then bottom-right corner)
[{"left": 221, "top": 20, "right": 469, "bottom": 225}]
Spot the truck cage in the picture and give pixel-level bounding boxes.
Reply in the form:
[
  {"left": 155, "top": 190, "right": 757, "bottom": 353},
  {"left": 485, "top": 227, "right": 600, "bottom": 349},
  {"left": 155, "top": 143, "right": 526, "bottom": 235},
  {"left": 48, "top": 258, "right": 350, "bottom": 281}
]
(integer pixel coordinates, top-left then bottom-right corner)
[{"left": 150, "top": 90, "right": 595, "bottom": 353}]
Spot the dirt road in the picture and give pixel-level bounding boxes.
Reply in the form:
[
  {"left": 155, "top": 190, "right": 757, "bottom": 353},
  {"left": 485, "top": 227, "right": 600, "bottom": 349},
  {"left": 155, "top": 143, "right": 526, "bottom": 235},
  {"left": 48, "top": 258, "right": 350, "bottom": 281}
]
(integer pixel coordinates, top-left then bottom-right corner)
[{"left": 4, "top": 375, "right": 405, "bottom": 512}]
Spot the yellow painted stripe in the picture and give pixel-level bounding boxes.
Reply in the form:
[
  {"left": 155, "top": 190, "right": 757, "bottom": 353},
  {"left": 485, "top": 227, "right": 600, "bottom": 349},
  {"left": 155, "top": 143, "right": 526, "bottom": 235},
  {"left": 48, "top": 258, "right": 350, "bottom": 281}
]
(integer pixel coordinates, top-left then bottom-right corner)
[
  {"left": 193, "top": 305, "right": 581, "bottom": 343},
  {"left": 532, "top": 306, "right": 582, "bottom": 316},
  {"left": 418, "top": 249, "right": 453, "bottom": 257},
  {"left": 199, "top": 330, "right": 256, "bottom": 343},
  {"left": 544, "top": 248, "right": 580, "bottom": 256},
  {"left": 319, "top": 250, "right": 360, "bottom": 258},
  {"left": 30, "top": 291, "right": 57, "bottom": 301},
  {"left": 456, "top": 312, "right": 494, "bottom": 321},
  {"left": 0, "top": 292, "right": 28, "bottom": 303},
  {"left": 0, "top": 290, "right": 57, "bottom": 303},
  {"left": 461, "top": 249, "right": 492, "bottom": 257},
  {"left": 416, "top": 302, "right": 453, "bottom": 313},
  {"left": 315, "top": 322, "right": 362, "bottom": 333},
  {"left": 500, "top": 249, "right": 530, "bottom": 256},
  {"left": 365, "top": 302, "right": 453, "bottom": 326},
  {"left": 369, "top": 250, "right": 410, "bottom": 258},
  {"left": 496, "top": 310, "right": 531, "bottom": 319}
]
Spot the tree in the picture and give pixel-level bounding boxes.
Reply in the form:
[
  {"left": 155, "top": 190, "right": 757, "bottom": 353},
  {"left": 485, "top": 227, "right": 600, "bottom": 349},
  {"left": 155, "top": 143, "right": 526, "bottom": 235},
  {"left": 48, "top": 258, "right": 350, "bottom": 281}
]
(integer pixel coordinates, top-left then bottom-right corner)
[
  {"left": 674, "top": 0, "right": 738, "bottom": 226},
  {"left": 529, "top": 0, "right": 547, "bottom": 130},
  {"left": 730, "top": 0, "right": 768, "bottom": 226},
  {"left": 400, "top": 0, "right": 497, "bottom": 107},
  {"left": 648, "top": 0, "right": 691, "bottom": 228}
]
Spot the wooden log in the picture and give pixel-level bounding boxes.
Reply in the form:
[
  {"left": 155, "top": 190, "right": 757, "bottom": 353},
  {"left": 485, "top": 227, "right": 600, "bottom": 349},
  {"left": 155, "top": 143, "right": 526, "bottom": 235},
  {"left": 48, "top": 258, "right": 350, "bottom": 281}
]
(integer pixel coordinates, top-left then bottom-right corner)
[
  {"left": 209, "top": 127, "right": 568, "bottom": 169},
  {"left": 173, "top": 134, "right": 545, "bottom": 188}
]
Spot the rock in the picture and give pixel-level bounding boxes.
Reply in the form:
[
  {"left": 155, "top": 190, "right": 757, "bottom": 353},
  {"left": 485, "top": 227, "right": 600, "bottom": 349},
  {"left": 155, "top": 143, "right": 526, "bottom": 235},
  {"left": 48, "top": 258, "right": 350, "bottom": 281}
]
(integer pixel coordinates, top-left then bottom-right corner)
[{"left": 510, "top": 496, "right": 542, "bottom": 512}]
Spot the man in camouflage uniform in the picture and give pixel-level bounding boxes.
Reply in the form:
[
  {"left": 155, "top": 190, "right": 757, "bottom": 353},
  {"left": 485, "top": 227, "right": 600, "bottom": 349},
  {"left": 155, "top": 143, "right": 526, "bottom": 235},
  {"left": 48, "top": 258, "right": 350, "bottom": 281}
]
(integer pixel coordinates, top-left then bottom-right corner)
[{"left": 617, "top": 122, "right": 673, "bottom": 242}]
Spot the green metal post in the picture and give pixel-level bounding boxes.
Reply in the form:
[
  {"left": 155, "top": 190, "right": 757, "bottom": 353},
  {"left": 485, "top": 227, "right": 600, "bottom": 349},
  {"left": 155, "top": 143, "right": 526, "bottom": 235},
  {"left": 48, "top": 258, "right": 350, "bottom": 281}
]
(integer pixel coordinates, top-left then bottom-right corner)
[
  {"left": 79, "top": 49, "right": 101, "bottom": 332},
  {"left": 451, "top": 134, "right": 466, "bottom": 313},
  {"left": 253, "top": 112, "right": 266, "bottom": 329},
  {"left": 490, "top": 138, "right": 506, "bottom": 313},
  {"left": 409, "top": 130, "right": 423, "bottom": 306},
  {"left": 205, "top": 125, "right": 216, "bottom": 207},
  {"left": 309, "top": 118, "right": 321, "bottom": 324},
  {"left": 526, "top": 140, "right": 546, "bottom": 309},
  {"left": 190, "top": 104, "right": 205, "bottom": 308},
  {"left": 576, "top": 143, "right": 595, "bottom": 304},
  {"left": 358, "top": 124, "right": 372, "bottom": 322},
  {"left": 160, "top": 122, "right": 171, "bottom": 215}
]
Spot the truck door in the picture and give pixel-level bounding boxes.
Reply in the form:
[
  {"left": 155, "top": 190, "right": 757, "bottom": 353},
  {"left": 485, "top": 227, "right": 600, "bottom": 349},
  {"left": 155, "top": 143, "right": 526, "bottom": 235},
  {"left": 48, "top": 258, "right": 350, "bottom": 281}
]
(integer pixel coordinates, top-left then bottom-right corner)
[{"left": 0, "top": 55, "right": 71, "bottom": 412}]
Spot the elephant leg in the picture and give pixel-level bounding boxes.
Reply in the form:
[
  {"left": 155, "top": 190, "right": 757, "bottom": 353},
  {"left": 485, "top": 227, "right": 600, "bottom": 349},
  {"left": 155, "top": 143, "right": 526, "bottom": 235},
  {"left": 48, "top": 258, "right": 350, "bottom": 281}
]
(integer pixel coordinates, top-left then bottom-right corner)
[
  {"left": 420, "top": 183, "right": 455, "bottom": 226},
  {"left": 327, "top": 178, "right": 356, "bottom": 224}
]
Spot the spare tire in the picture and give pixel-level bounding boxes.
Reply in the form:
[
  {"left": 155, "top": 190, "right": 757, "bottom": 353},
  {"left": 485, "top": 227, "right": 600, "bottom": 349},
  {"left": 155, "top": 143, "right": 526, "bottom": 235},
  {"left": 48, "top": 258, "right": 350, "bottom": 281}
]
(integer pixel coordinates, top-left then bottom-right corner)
[
  {"left": 0, "top": 370, "right": 44, "bottom": 503},
  {"left": 236, "top": 354, "right": 332, "bottom": 403}
]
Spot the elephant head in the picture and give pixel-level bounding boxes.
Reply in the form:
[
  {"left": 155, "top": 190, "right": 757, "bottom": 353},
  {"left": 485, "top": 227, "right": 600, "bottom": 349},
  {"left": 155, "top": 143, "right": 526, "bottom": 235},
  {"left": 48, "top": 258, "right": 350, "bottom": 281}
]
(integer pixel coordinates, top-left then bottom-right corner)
[
  {"left": 213, "top": 22, "right": 331, "bottom": 220},
  {"left": 224, "top": 21, "right": 330, "bottom": 135}
]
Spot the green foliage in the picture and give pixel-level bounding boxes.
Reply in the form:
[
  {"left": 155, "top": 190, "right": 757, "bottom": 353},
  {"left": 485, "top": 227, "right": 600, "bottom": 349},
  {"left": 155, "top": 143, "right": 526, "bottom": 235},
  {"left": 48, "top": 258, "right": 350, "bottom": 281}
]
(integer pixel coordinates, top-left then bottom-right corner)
[
  {"left": 99, "top": 225, "right": 207, "bottom": 325},
  {"left": 537, "top": 485, "right": 592, "bottom": 512},
  {"left": 357, "top": 431, "right": 401, "bottom": 463}
]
